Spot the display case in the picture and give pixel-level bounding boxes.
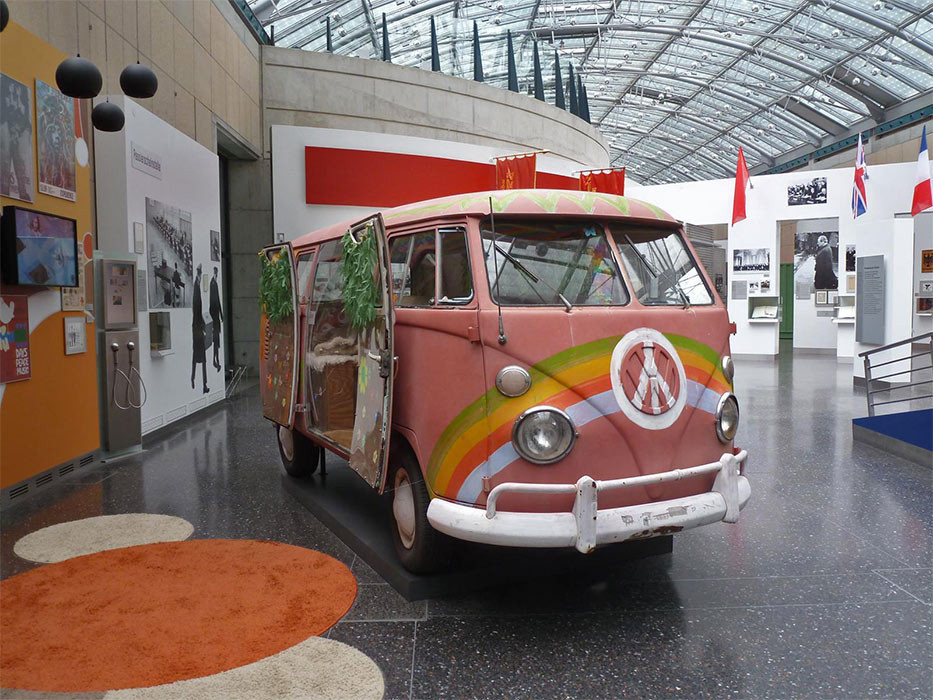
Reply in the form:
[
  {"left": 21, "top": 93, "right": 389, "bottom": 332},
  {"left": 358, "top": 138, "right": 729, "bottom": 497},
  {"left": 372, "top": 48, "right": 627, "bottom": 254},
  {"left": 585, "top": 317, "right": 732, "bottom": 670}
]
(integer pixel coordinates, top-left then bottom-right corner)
[
  {"left": 833, "top": 294, "right": 855, "bottom": 323},
  {"left": 747, "top": 295, "right": 780, "bottom": 322},
  {"left": 149, "top": 311, "right": 173, "bottom": 356}
]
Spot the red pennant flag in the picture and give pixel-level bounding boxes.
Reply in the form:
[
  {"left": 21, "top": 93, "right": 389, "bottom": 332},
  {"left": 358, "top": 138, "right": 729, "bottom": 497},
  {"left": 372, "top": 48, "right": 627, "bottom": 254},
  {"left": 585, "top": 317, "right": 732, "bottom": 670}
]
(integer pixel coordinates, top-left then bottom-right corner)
[
  {"left": 496, "top": 154, "right": 537, "bottom": 190},
  {"left": 579, "top": 168, "right": 625, "bottom": 195},
  {"left": 732, "top": 147, "right": 751, "bottom": 225}
]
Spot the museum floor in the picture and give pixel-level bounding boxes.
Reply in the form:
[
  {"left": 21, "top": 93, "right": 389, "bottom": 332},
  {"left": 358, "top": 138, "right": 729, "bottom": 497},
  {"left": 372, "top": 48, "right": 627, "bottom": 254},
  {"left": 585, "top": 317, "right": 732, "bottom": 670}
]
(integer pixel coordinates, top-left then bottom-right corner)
[{"left": 1, "top": 350, "right": 931, "bottom": 699}]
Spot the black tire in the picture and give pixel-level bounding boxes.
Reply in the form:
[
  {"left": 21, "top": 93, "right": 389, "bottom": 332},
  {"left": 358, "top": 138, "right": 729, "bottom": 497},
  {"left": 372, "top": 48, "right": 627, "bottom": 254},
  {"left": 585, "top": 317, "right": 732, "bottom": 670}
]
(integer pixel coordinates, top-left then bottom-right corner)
[
  {"left": 388, "top": 447, "right": 451, "bottom": 574},
  {"left": 276, "top": 425, "right": 321, "bottom": 478}
]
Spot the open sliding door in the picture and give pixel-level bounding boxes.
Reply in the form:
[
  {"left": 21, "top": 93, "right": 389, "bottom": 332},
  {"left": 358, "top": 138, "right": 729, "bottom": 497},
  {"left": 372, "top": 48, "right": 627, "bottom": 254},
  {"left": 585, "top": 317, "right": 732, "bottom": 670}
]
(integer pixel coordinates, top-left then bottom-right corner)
[{"left": 259, "top": 243, "right": 300, "bottom": 428}]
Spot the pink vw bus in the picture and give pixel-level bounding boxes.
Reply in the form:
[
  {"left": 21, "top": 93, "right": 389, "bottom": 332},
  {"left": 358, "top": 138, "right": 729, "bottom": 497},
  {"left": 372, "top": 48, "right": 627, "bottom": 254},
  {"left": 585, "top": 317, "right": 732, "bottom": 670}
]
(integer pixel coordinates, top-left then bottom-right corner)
[{"left": 260, "top": 190, "right": 749, "bottom": 573}]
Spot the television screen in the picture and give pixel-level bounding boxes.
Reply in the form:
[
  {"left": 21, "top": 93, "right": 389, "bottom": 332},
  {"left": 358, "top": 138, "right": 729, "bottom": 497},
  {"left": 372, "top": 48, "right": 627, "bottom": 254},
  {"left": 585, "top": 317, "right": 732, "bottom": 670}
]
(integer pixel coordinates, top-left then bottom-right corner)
[{"left": 1, "top": 206, "right": 79, "bottom": 287}]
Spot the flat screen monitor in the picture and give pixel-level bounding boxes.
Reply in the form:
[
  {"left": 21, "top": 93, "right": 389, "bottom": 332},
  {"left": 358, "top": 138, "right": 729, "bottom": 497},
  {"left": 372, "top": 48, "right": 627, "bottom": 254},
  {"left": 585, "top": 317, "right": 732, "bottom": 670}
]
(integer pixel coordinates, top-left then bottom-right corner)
[{"left": 1, "top": 206, "right": 79, "bottom": 287}]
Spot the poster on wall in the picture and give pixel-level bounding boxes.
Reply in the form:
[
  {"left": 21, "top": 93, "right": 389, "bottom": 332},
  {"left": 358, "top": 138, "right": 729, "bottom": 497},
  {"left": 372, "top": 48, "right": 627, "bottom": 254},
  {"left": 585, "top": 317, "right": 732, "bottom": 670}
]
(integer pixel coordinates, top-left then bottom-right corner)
[
  {"left": 922, "top": 249, "right": 933, "bottom": 274},
  {"left": 210, "top": 230, "right": 221, "bottom": 262},
  {"left": 787, "top": 177, "right": 827, "bottom": 206},
  {"left": 35, "top": 80, "right": 76, "bottom": 202},
  {"left": 733, "top": 248, "right": 770, "bottom": 273},
  {"left": 0, "top": 295, "right": 31, "bottom": 383},
  {"left": 146, "top": 197, "right": 193, "bottom": 309},
  {"left": 0, "top": 74, "right": 35, "bottom": 203},
  {"left": 794, "top": 232, "right": 838, "bottom": 291},
  {"left": 63, "top": 315, "right": 86, "bottom": 355},
  {"left": 846, "top": 244, "right": 856, "bottom": 272}
]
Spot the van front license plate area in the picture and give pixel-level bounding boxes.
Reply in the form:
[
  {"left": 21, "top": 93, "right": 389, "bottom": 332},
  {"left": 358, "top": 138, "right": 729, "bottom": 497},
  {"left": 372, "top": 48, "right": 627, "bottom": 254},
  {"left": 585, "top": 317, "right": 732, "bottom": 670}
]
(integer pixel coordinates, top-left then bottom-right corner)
[{"left": 426, "top": 451, "right": 750, "bottom": 553}]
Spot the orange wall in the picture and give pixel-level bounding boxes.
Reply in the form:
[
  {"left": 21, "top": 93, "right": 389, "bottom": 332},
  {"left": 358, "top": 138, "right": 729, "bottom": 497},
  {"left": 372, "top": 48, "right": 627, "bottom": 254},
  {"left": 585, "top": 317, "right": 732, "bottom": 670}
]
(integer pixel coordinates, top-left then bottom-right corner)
[{"left": 0, "top": 21, "right": 100, "bottom": 488}]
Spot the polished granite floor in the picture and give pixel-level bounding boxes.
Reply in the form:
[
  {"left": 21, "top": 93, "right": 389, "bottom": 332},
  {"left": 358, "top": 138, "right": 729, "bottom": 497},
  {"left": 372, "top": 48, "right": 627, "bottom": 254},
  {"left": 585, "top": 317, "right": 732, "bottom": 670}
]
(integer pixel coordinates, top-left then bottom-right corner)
[{"left": 1, "top": 351, "right": 931, "bottom": 699}]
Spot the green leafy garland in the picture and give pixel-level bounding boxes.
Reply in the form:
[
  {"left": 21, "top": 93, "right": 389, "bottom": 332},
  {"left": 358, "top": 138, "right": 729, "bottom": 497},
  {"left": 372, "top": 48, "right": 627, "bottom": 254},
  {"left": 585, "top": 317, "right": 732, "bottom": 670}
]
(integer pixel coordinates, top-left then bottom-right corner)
[
  {"left": 258, "top": 249, "right": 293, "bottom": 323},
  {"left": 341, "top": 226, "right": 379, "bottom": 332}
]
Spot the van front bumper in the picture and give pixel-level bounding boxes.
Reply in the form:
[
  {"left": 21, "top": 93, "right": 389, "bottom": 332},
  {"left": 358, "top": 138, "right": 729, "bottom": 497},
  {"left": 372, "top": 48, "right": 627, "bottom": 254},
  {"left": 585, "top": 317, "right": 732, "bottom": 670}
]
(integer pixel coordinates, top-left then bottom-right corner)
[{"left": 427, "top": 451, "right": 749, "bottom": 553}]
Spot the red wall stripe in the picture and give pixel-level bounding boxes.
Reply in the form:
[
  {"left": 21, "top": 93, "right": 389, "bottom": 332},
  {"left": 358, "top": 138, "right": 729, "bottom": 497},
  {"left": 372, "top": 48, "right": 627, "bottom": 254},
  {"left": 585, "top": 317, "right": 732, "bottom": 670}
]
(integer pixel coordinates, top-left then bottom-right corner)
[{"left": 304, "top": 146, "right": 578, "bottom": 207}]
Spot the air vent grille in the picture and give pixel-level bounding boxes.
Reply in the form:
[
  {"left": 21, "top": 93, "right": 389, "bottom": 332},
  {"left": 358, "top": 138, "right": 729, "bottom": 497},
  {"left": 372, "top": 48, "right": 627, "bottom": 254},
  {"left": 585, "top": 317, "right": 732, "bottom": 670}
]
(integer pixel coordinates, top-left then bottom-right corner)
[
  {"left": 59, "top": 464, "right": 74, "bottom": 477},
  {"left": 10, "top": 484, "right": 29, "bottom": 499},
  {"left": 36, "top": 473, "right": 54, "bottom": 487},
  {"left": 79, "top": 455, "right": 94, "bottom": 467}
]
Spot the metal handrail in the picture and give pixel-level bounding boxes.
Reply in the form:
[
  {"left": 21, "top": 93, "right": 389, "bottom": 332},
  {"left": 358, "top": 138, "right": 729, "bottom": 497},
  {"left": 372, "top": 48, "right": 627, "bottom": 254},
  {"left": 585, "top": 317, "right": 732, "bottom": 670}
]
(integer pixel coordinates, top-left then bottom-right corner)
[{"left": 859, "top": 332, "right": 933, "bottom": 417}]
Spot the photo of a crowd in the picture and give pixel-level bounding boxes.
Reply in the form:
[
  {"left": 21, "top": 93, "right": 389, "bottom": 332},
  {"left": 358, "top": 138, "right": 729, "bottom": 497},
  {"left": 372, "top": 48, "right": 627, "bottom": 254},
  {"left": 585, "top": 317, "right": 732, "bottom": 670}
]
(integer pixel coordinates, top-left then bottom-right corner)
[
  {"left": 733, "top": 248, "right": 770, "bottom": 273},
  {"left": 146, "top": 197, "right": 194, "bottom": 309},
  {"left": 787, "top": 177, "right": 828, "bottom": 206}
]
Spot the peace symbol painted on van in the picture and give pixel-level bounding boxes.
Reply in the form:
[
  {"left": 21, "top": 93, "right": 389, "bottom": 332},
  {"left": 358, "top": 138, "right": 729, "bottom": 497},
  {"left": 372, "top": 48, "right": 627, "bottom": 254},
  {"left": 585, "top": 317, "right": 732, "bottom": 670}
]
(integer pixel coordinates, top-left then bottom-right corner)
[{"left": 618, "top": 340, "right": 681, "bottom": 416}]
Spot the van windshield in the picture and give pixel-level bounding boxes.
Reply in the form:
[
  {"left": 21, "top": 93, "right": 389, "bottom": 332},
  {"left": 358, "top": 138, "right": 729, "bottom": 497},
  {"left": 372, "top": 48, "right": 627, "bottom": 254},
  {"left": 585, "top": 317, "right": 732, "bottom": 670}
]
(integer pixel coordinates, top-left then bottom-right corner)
[
  {"left": 610, "top": 225, "right": 714, "bottom": 306},
  {"left": 481, "top": 220, "right": 629, "bottom": 306}
]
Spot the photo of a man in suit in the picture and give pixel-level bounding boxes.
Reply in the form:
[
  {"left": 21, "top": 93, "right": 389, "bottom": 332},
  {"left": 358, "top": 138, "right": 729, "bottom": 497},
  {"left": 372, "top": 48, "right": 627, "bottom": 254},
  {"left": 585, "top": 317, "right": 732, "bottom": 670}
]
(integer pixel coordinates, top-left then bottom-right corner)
[
  {"left": 191, "top": 264, "right": 208, "bottom": 393},
  {"left": 209, "top": 266, "right": 223, "bottom": 372}
]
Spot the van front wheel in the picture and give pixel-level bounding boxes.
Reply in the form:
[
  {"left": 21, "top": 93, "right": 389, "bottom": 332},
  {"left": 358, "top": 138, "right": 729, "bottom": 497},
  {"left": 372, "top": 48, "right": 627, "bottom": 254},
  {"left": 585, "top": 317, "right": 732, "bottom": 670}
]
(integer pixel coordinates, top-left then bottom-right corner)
[
  {"left": 389, "top": 452, "right": 450, "bottom": 574},
  {"left": 277, "top": 425, "right": 320, "bottom": 478}
]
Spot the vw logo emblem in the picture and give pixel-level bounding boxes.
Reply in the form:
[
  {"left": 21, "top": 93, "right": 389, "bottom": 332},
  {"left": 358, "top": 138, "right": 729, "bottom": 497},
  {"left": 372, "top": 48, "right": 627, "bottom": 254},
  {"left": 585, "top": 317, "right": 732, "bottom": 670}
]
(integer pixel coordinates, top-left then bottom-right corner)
[
  {"left": 610, "top": 328, "right": 687, "bottom": 430},
  {"left": 619, "top": 341, "right": 681, "bottom": 415}
]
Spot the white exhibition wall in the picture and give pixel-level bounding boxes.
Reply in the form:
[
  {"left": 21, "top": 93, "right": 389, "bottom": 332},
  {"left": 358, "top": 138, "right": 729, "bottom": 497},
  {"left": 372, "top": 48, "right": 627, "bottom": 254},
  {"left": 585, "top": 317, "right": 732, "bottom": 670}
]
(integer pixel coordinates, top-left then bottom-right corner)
[
  {"left": 271, "top": 125, "right": 592, "bottom": 242},
  {"left": 95, "top": 97, "right": 225, "bottom": 435},
  {"left": 630, "top": 160, "right": 932, "bottom": 372}
]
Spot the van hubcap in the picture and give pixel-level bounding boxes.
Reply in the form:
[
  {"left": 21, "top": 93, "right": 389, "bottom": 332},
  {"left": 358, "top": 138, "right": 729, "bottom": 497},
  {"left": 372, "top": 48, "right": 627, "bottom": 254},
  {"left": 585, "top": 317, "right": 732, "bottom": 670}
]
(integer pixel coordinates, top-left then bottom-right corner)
[
  {"left": 278, "top": 426, "right": 294, "bottom": 461},
  {"left": 392, "top": 470, "right": 416, "bottom": 550}
]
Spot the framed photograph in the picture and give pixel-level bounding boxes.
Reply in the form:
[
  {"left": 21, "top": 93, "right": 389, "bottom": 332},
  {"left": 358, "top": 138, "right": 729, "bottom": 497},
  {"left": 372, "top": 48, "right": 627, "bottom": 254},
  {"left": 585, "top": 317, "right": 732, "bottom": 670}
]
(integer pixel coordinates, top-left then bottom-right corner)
[
  {"left": 748, "top": 281, "right": 760, "bottom": 295},
  {"left": 733, "top": 248, "right": 770, "bottom": 273},
  {"left": 787, "top": 177, "right": 827, "bottom": 206},
  {"left": 846, "top": 275, "right": 856, "bottom": 294},
  {"left": 133, "top": 222, "right": 144, "bottom": 254},
  {"left": 828, "top": 291, "right": 839, "bottom": 305},
  {"left": 760, "top": 278, "right": 771, "bottom": 293},
  {"left": 63, "top": 315, "right": 86, "bottom": 355},
  {"left": 794, "top": 231, "right": 838, "bottom": 290},
  {"left": 816, "top": 290, "right": 828, "bottom": 305},
  {"left": 922, "top": 249, "right": 933, "bottom": 274},
  {"left": 917, "top": 297, "right": 933, "bottom": 315},
  {"left": 846, "top": 244, "right": 856, "bottom": 272},
  {"left": 35, "top": 79, "right": 76, "bottom": 201},
  {"left": 919, "top": 280, "right": 933, "bottom": 296},
  {"left": 0, "top": 73, "right": 35, "bottom": 203},
  {"left": 210, "top": 230, "right": 221, "bottom": 262}
]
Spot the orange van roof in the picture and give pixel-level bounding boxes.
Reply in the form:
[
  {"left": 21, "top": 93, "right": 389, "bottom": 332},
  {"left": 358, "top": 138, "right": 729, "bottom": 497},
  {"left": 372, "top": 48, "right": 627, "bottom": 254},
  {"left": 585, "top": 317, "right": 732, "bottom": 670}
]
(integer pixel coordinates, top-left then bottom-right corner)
[{"left": 291, "top": 189, "right": 678, "bottom": 248}]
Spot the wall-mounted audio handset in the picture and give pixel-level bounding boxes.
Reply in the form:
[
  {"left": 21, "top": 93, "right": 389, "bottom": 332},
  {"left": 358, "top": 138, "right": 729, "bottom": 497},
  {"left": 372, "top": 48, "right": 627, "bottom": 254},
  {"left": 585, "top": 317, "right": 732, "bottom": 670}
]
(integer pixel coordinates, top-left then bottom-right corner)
[{"left": 110, "top": 341, "right": 147, "bottom": 410}]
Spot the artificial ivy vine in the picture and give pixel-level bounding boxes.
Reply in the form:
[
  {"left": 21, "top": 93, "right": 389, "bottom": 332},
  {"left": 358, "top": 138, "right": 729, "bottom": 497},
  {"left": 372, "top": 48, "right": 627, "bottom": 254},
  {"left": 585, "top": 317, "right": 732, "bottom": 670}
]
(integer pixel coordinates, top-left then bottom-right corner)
[
  {"left": 341, "top": 225, "right": 379, "bottom": 332},
  {"left": 258, "top": 248, "right": 293, "bottom": 323}
]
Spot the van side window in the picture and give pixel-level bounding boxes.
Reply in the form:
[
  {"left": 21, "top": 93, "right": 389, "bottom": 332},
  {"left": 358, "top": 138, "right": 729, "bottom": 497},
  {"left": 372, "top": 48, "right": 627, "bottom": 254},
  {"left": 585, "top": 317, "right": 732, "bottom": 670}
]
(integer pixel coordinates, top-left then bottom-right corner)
[
  {"left": 295, "top": 250, "right": 315, "bottom": 304},
  {"left": 390, "top": 232, "right": 435, "bottom": 306},
  {"left": 311, "top": 240, "right": 343, "bottom": 302},
  {"left": 438, "top": 227, "right": 473, "bottom": 304}
]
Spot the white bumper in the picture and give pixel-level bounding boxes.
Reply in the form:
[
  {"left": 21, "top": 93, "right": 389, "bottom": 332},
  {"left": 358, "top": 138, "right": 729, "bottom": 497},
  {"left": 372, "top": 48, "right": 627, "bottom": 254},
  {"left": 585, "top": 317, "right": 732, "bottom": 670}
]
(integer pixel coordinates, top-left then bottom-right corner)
[{"left": 427, "top": 451, "right": 750, "bottom": 553}]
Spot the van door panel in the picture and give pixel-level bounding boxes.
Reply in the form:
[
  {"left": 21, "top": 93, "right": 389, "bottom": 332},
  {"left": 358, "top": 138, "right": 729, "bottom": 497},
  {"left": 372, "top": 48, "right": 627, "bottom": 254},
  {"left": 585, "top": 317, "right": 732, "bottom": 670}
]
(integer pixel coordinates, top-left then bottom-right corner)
[{"left": 259, "top": 243, "right": 299, "bottom": 428}]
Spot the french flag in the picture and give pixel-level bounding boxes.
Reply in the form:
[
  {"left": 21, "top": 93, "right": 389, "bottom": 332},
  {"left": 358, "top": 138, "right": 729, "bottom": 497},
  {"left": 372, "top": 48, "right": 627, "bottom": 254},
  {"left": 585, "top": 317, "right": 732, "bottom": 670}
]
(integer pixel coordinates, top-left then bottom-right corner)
[
  {"left": 912, "top": 125, "right": 932, "bottom": 217},
  {"left": 852, "top": 132, "right": 867, "bottom": 218}
]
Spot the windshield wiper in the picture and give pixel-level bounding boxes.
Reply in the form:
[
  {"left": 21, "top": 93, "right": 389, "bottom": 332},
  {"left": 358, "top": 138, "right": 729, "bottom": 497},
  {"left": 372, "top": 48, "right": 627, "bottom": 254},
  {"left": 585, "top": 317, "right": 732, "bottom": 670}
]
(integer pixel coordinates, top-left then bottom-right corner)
[
  {"left": 623, "top": 234, "right": 690, "bottom": 309},
  {"left": 493, "top": 243, "right": 573, "bottom": 312}
]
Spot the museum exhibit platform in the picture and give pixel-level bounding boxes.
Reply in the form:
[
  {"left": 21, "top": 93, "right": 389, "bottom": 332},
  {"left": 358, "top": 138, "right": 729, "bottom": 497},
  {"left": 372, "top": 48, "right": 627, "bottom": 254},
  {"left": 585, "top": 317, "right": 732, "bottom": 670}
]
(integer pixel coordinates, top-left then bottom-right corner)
[
  {"left": 282, "top": 461, "right": 671, "bottom": 601},
  {"left": 852, "top": 408, "right": 933, "bottom": 468}
]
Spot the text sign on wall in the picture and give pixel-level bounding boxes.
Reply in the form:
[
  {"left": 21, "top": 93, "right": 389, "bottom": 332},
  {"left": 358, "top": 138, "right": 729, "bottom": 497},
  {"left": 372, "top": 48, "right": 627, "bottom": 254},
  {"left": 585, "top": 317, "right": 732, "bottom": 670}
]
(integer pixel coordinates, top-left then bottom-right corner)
[
  {"left": 131, "top": 142, "right": 163, "bottom": 180},
  {"left": 0, "top": 295, "right": 31, "bottom": 383},
  {"left": 856, "top": 255, "right": 885, "bottom": 345}
]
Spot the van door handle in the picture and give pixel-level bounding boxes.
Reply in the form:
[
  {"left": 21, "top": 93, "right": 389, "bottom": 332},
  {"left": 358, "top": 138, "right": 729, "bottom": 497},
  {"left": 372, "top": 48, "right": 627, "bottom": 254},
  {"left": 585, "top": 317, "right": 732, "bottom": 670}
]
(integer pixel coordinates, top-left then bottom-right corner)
[{"left": 369, "top": 349, "right": 393, "bottom": 378}]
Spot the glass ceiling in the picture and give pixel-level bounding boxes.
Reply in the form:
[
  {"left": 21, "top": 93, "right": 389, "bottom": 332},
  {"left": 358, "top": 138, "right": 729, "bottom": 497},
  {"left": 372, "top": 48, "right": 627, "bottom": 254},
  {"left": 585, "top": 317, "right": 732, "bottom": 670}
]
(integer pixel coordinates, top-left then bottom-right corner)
[{"left": 248, "top": 0, "right": 933, "bottom": 184}]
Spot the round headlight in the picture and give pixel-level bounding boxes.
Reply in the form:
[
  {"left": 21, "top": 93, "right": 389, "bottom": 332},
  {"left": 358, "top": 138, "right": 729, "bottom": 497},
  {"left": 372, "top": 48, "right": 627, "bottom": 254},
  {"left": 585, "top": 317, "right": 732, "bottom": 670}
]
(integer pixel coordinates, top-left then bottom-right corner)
[
  {"left": 721, "top": 355, "right": 735, "bottom": 384},
  {"left": 512, "top": 406, "right": 577, "bottom": 464},
  {"left": 716, "top": 393, "right": 739, "bottom": 443}
]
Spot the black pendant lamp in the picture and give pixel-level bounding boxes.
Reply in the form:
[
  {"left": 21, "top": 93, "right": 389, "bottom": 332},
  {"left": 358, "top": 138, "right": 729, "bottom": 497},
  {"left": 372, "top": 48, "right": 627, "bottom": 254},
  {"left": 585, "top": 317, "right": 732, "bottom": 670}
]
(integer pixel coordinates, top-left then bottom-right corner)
[
  {"left": 1, "top": 0, "right": 10, "bottom": 33},
  {"left": 92, "top": 101, "right": 125, "bottom": 132},
  {"left": 119, "top": 62, "right": 158, "bottom": 98},
  {"left": 55, "top": 56, "right": 102, "bottom": 99}
]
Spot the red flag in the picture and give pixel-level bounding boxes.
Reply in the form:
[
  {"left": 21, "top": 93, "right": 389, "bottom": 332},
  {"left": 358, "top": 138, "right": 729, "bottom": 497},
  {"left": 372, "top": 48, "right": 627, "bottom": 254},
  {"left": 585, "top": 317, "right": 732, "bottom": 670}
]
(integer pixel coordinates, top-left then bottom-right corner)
[
  {"left": 732, "top": 147, "right": 751, "bottom": 225},
  {"left": 579, "top": 168, "right": 625, "bottom": 195},
  {"left": 496, "top": 154, "right": 537, "bottom": 189}
]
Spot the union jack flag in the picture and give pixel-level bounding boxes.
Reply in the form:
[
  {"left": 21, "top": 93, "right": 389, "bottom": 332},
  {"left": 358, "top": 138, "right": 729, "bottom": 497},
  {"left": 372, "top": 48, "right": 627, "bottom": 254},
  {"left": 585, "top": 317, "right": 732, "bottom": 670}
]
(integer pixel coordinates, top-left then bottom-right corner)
[{"left": 852, "top": 132, "right": 868, "bottom": 218}]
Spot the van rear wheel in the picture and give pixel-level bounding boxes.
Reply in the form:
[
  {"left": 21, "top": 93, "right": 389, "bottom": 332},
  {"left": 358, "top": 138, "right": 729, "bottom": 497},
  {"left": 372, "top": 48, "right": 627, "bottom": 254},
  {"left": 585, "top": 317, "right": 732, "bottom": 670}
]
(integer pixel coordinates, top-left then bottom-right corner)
[
  {"left": 277, "top": 425, "right": 320, "bottom": 478},
  {"left": 389, "top": 450, "right": 450, "bottom": 574}
]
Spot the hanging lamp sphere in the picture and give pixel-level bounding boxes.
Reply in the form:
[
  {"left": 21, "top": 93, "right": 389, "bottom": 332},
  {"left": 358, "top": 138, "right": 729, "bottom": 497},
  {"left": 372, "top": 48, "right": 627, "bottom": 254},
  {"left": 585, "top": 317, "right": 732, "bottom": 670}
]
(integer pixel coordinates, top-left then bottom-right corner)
[
  {"left": 92, "top": 101, "right": 125, "bottom": 132},
  {"left": 1, "top": 0, "right": 9, "bottom": 33},
  {"left": 119, "top": 62, "right": 158, "bottom": 98},
  {"left": 55, "top": 56, "right": 103, "bottom": 98}
]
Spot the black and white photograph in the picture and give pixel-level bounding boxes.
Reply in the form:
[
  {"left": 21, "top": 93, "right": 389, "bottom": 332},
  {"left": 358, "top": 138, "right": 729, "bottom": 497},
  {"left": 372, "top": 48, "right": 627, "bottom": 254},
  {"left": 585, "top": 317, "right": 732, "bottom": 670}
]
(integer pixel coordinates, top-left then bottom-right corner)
[
  {"left": 787, "top": 177, "right": 828, "bottom": 206},
  {"left": 733, "top": 248, "right": 770, "bottom": 273},
  {"left": 760, "top": 278, "right": 771, "bottom": 293},
  {"left": 146, "top": 197, "right": 193, "bottom": 309},
  {"left": 846, "top": 244, "right": 856, "bottom": 272},
  {"left": 795, "top": 231, "right": 838, "bottom": 291},
  {"left": 210, "top": 229, "right": 221, "bottom": 262},
  {"left": 748, "top": 281, "right": 760, "bottom": 294},
  {"left": 0, "top": 73, "right": 35, "bottom": 203}
]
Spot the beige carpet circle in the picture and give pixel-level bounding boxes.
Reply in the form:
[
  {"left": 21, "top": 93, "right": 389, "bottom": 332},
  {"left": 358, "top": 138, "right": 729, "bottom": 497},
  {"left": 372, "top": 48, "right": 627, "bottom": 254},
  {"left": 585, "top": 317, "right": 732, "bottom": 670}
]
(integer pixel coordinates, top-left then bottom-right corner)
[
  {"left": 13, "top": 514, "right": 194, "bottom": 563},
  {"left": 102, "top": 636, "right": 384, "bottom": 700}
]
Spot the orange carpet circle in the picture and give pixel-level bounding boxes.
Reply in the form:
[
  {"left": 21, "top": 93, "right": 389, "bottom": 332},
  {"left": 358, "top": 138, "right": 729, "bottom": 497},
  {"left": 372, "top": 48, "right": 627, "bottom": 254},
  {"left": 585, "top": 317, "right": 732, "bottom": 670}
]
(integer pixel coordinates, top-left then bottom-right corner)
[{"left": 0, "top": 539, "right": 357, "bottom": 693}]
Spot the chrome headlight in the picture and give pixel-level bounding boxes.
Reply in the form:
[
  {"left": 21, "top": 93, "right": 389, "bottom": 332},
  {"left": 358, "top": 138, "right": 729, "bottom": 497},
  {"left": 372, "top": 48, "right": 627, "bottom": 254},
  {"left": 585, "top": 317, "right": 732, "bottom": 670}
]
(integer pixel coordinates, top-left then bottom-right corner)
[
  {"left": 511, "top": 406, "right": 577, "bottom": 464},
  {"left": 716, "top": 393, "right": 740, "bottom": 443},
  {"left": 721, "top": 355, "right": 735, "bottom": 384}
]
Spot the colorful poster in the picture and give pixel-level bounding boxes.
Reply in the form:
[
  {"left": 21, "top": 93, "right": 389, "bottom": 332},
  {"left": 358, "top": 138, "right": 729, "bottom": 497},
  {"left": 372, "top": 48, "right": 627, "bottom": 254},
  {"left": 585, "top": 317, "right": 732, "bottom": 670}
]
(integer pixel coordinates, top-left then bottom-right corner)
[
  {"left": 35, "top": 79, "right": 76, "bottom": 201},
  {"left": 0, "top": 295, "right": 31, "bottom": 383},
  {"left": 0, "top": 73, "right": 35, "bottom": 203},
  {"left": 922, "top": 249, "right": 933, "bottom": 274}
]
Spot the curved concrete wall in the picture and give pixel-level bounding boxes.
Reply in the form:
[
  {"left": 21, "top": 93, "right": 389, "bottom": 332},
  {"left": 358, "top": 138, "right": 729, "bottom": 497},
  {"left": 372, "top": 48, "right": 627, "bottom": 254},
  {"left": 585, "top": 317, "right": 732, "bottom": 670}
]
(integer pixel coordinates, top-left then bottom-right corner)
[{"left": 261, "top": 47, "right": 609, "bottom": 166}]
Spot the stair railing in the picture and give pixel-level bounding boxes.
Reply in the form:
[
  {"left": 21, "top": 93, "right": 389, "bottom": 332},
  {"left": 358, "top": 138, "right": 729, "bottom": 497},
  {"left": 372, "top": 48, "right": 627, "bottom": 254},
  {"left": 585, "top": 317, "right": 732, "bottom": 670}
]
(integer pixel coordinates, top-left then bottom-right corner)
[{"left": 859, "top": 331, "right": 933, "bottom": 417}]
